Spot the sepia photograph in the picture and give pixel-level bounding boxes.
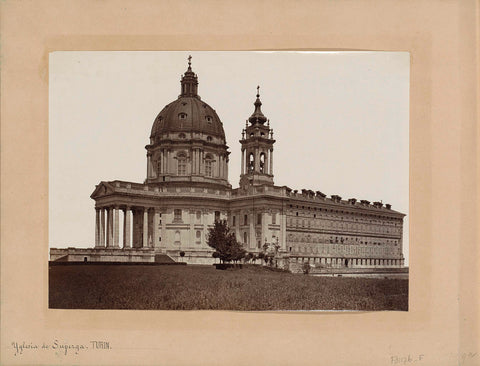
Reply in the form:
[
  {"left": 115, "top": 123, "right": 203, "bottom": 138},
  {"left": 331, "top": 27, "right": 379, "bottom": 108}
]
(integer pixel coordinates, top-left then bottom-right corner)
[{"left": 48, "top": 51, "right": 409, "bottom": 311}]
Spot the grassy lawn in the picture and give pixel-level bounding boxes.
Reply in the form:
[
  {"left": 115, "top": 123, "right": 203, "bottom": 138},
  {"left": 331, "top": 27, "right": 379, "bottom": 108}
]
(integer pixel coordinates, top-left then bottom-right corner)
[{"left": 49, "top": 264, "right": 408, "bottom": 311}]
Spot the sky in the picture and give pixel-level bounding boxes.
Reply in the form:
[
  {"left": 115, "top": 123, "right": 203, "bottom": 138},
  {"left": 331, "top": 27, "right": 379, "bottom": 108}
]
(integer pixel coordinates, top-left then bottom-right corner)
[{"left": 49, "top": 51, "right": 410, "bottom": 264}]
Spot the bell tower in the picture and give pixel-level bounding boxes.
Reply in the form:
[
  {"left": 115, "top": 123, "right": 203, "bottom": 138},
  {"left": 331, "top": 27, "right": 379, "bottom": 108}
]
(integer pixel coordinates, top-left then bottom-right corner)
[{"left": 239, "top": 86, "right": 275, "bottom": 188}]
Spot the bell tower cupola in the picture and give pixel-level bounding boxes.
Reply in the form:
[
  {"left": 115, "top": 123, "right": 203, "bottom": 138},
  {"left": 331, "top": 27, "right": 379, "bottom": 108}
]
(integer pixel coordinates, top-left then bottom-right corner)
[{"left": 239, "top": 86, "right": 276, "bottom": 188}]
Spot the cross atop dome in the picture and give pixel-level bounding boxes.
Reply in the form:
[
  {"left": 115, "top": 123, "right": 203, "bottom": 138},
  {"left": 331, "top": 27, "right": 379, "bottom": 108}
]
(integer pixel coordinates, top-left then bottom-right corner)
[{"left": 188, "top": 55, "right": 192, "bottom": 69}]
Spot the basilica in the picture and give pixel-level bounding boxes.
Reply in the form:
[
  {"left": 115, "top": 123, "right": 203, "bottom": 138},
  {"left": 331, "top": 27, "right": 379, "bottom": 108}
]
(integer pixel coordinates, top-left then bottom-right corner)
[{"left": 50, "top": 57, "right": 406, "bottom": 271}]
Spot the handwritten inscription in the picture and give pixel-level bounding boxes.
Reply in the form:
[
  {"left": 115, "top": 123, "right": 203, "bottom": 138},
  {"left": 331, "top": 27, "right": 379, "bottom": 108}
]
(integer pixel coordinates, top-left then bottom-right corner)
[
  {"left": 391, "top": 354, "right": 424, "bottom": 364},
  {"left": 11, "top": 340, "right": 111, "bottom": 357},
  {"left": 458, "top": 352, "right": 478, "bottom": 364}
]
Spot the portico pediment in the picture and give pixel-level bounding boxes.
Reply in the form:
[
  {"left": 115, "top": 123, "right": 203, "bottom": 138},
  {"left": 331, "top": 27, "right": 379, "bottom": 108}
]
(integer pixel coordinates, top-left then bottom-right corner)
[{"left": 90, "top": 182, "right": 116, "bottom": 199}]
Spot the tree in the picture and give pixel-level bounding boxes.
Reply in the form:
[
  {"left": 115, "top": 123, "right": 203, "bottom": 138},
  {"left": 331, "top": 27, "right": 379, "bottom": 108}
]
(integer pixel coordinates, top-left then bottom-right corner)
[{"left": 207, "top": 220, "right": 246, "bottom": 263}]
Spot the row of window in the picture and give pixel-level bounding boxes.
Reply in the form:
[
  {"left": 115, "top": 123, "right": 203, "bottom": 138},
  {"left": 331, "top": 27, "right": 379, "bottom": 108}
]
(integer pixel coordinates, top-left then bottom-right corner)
[
  {"left": 290, "top": 244, "right": 399, "bottom": 256},
  {"left": 288, "top": 205, "right": 400, "bottom": 223},
  {"left": 287, "top": 218, "right": 399, "bottom": 234},
  {"left": 231, "top": 213, "right": 277, "bottom": 227},
  {"left": 173, "top": 209, "right": 221, "bottom": 222},
  {"left": 154, "top": 154, "right": 215, "bottom": 177},
  {"left": 289, "top": 211, "right": 400, "bottom": 226},
  {"left": 177, "top": 113, "right": 213, "bottom": 123}
]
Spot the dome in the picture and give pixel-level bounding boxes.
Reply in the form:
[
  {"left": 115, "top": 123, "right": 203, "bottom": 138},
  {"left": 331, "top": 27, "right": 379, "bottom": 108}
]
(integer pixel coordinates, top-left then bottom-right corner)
[
  {"left": 145, "top": 56, "right": 230, "bottom": 189},
  {"left": 149, "top": 57, "right": 226, "bottom": 144},
  {"left": 150, "top": 97, "right": 225, "bottom": 142}
]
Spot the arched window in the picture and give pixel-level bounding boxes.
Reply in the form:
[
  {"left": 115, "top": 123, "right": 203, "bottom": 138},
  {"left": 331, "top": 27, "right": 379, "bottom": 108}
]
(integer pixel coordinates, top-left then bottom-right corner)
[
  {"left": 206, "top": 136, "right": 213, "bottom": 142},
  {"left": 259, "top": 153, "right": 265, "bottom": 173},
  {"left": 174, "top": 231, "right": 181, "bottom": 245},
  {"left": 177, "top": 152, "right": 187, "bottom": 176},
  {"left": 248, "top": 153, "right": 254, "bottom": 173},
  {"left": 156, "top": 159, "right": 161, "bottom": 175},
  {"left": 205, "top": 154, "right": 213, "bottom": 177},
  {"left": 178, "top": 133, "right": 186, "bottom": 139}
]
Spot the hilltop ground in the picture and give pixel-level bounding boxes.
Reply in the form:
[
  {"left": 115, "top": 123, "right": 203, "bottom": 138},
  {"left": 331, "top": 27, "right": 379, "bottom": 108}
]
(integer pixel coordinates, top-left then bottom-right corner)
[{"left": 49, "top": 264, "right": 408, "bottom": 311}]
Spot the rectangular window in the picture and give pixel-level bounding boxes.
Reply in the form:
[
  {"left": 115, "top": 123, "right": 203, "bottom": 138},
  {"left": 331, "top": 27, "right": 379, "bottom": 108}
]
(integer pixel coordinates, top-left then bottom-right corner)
[
  {"left": 174, "top": 209, "right": 182, "bottom": 221},
  {"left": 232, "top": 216, "right": 236, "bottom": 226},
  {"left": 244, "top": 214, "right": 248, "bottom": 225},
  {"left": 205, "top": 160, "right": 212, "bottom": 177},
  {"left": 178, "top": 160, "right": 186, "bottom": 176},
  {"left": 272, "top": 213, "right": 276, "bottom": 224},
  {"left": 257, "top": 213, "right": 262, "bottom": 225},
  {"left": 214, "top": 211, "right": 220, "bottom": 222}
]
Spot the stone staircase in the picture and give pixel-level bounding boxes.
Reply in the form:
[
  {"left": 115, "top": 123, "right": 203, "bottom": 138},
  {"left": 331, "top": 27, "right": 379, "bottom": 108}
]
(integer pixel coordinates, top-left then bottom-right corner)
[{"left": 154, "top": 254, "right": 176, "bottom": 264}]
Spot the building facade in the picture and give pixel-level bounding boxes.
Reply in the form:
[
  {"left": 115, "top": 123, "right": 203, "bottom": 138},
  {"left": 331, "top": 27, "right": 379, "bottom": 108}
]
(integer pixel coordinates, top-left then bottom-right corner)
[{"left": 50, "top": 58, "right": 406, "bottom": 270}]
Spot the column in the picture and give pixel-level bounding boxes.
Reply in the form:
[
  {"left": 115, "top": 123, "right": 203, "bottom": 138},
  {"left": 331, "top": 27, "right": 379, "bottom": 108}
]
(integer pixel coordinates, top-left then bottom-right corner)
[
  {"left": 161, "top": 209, "right": 166, "bottom": 250},
  {"left": 197, "top": 149, "right": 201, "bottom": 175},
  {"left": 200, "top": 150, "right": 204, "bottom": 175},
  {"left": 166, "top": 150, "right": 170, "bottom": 174},
  {"left": 106, "top": 207, "right": 113, "bottom": 247},
  {"left": 142, "top": 208, "right": 148, "bottom": 248},
  {"left": 153, "top": 208, "right": 160, "bottom": 249},
  {"left": 219, "top": 155, "right": 222, "bottom": 178},
  {"left": 162, "top": 150, "right": 166, "bottom": 174},
  {"left": 95, "top": 208, "right": 101, "bottom": 247},
  {"left": 113, "top": 206, "right": 120, "bottom": 247},
  {"left": 225, "top": 157, "right": 229, "bottom": 180},
  {"left": 123, "top": 207, "right": 131, "bottom": 248},
  {"left": 221, "top": 155, "right": 225, "bottom": 178},
  {"left": 255, "top": 148, "right": 259, "bottom": 171},
  {"left": 241, "top": 148, "right": 245, "bottom": 175},
  {"left": 147, "top": 154, "right": 152, "bottom": 178},
  {"left": 270, "top": 148, "right": 273, "bottom": 175},
  {"left": 100, "top": 208, "right": 106, "bottom": 247},
  {"left": 192, "top": 149, "right": 196, "bottom": 174}
]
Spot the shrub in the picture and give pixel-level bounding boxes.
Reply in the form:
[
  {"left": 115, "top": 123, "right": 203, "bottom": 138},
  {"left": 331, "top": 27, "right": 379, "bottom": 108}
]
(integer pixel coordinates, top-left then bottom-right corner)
[{"left": 302, "top": 262, "right": 311, "bottom": 275}]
